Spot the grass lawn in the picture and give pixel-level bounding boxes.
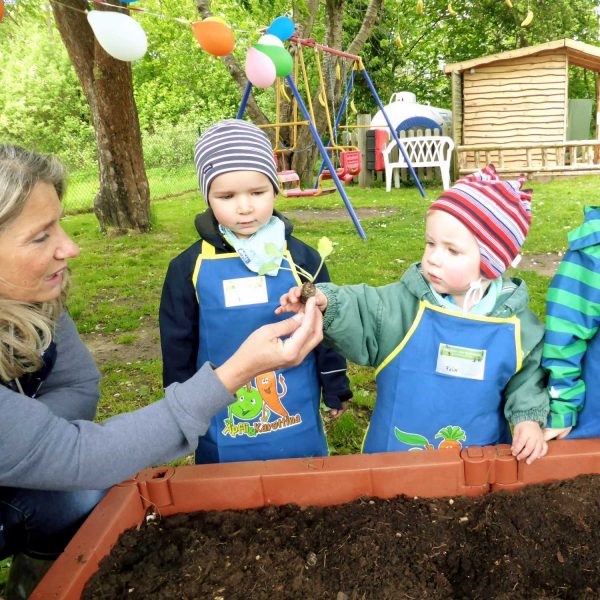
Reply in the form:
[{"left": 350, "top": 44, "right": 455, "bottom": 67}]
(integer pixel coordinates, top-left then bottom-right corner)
[{"left": 61, "top": 173, "right": 600, "bottom": 455}]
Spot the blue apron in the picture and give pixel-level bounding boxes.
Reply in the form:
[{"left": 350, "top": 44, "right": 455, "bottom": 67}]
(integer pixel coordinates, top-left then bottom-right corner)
[
  {"left": 363, "top": 301, "right": 521, "bottom": 453},
  {"left": 193, "top": 241, "right": 327, "bottom": 464},
  {"left": 565, "top": 332, "right": 600, "bottom": 438}
]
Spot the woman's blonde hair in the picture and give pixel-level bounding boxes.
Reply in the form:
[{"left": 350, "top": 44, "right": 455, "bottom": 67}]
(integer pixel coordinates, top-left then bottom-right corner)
[{"left": 0, "top": 145, "right": 69, "bottom": 382}]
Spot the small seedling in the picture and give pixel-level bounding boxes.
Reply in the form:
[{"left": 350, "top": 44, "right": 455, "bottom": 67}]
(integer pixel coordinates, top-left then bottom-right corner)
[{"left": 258, "top": 237, "right": 334, "bottom": 303}]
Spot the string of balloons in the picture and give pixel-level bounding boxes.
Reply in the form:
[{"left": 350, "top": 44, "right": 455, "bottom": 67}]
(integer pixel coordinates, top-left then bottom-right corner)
[
  {"left": 244, "top": 16, "right": 295, "bottom": 88},
  {"left": 1, "top": 0, "right": 296, "bottom": 90},
  {"left": 84, "top": 0, "right": 237, "bottom": 61}
]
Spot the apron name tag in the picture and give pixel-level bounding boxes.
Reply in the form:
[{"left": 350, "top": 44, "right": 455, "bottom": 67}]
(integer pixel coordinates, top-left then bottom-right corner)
[
  {"left": 223, "top": 276, "right": 268, "bottom": 307},
  {"left": 436, "top": 343, "right": 486, "bottom": 380}
]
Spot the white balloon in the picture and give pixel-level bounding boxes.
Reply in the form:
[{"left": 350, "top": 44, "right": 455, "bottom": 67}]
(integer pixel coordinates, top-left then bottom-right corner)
[
  {"left": 87, "top": 11, "right": 148, "bottom": 62},
  {"left": 257, "top": 34, "right": 284, "bottom": 47}
]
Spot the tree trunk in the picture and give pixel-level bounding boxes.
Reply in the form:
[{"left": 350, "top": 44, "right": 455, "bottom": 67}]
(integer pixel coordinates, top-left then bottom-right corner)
[{"left": 51, "top": 0, "right": 150, "bottom": 233}]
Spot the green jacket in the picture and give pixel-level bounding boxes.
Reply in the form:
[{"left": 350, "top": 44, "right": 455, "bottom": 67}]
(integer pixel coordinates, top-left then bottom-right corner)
[{"left": 319, "top": 263, "right": 549, "bottom": 426}]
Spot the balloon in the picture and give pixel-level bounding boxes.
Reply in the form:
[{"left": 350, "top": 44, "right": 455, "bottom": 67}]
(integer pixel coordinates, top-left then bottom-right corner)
[
  {"left": 266, "top": 16, "right": 295, "bottom": 41},
  {"left": 253, "top": 43, "right": 293, "bottom": 77},
  {"left": 257, "top": 34, "right": 284, "bottom": 48},
  {"left": 245, "top": 47, "right": 277, "bottom": 88},
  {"left": 0, "top": 0, "right": 4, "bottom": 23},
  {"left": 87, "top": 11, "right": 147, "bottom": 62},
  {"left": 192, "top": 19, "right": 235, "bottom": 56}
]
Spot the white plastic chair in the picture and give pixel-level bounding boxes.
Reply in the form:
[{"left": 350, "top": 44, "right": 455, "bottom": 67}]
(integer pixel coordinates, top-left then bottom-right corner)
[{"left": 382, "top": 135, "right": 455, "bottom": 191}]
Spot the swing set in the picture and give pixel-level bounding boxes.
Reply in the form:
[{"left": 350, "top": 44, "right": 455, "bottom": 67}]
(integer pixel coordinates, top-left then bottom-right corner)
[{"left": 237, "top": 36, "right": 425, "bottom": 239}]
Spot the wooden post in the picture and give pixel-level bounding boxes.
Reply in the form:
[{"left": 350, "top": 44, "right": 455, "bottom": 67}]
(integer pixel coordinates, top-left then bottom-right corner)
[
  {"left": 450, "top": 71, "right": 463, "bottom": 180},
  {"left": 595, "top": 74, "right": 600, "bottom": 164},
  {"left": 357, "top": 113, "right": 372, "bottom": 188}
]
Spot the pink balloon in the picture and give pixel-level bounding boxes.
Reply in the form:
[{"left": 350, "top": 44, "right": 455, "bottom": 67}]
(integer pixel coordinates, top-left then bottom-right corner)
[{"left": 244, "top": 47, "right": 277, "bottom": 88}]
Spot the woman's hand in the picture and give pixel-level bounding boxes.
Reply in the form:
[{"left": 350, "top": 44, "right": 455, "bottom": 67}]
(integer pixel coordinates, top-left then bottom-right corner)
[
  {"left": 216, "top": 297, "right": 324, "bottom": 393},
  {"left": 511, "top": 420, "right": 548, "bottom": 464},
  {"left": 276, "top": 286, "right": 328, "bottom": 316}
]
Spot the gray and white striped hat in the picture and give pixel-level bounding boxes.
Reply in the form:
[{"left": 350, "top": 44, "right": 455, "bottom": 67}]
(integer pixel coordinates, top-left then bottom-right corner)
[{"left": 194, "top": 119, "right": 280, "bottom": 203}]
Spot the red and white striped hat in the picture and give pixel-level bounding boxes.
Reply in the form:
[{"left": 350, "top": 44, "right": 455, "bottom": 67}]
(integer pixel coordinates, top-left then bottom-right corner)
[{"left": 429, "top": 164, "right": 532, "bottom": 279}]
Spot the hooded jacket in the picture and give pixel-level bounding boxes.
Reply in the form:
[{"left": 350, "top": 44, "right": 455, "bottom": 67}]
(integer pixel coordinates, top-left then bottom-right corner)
[
  {"left": 319, "top": 262, "right": 548, "bottom": 426},
  {"left": 159, "top": 208, "right": 352, "bottom": 409},
  {"left": 543, "top": 206, "right": 600, "bottom": 430}
]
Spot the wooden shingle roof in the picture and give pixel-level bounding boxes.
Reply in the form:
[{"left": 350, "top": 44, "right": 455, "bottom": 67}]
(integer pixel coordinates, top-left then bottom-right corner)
[{"left": 444, "top": 38, "right": 600, "bottom": 74}]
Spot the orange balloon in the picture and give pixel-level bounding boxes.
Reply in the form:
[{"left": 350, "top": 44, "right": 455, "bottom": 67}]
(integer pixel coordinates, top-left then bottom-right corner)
[
  {"left": 0, "top": 0, "right": 4, "bottom": 23},
  {"left": 191, "top": 20, "right": 235, "bottom": 56},
  {"left": 204, "top": 16, "right": 228, "bottom": 26}
]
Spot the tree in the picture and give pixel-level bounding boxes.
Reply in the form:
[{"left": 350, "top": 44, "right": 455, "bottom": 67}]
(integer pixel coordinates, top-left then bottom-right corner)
[
  {"left": 358, "top": 0, "right": 600, "bottom": 110},
  {"left": 195, "top": 0, "right": 598, "bottom": 184},
  {"left": 51, "top": 0, "right": 150, "bottom": 232}
]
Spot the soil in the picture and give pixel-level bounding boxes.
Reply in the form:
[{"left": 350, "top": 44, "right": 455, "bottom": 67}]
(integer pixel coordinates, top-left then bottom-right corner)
[
  {"left": 83, "top": 473, "right": 600, "bottom": 600},
  {"left": 82, "top": 326, "right": 161, "bottom": 364}
]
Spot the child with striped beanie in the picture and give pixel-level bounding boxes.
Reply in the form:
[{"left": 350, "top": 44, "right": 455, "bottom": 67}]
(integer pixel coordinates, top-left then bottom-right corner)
[
  {"left": 278, "top": 164, "right": 549, "bottom": 464},
  {"left": 427, "top": 163, "right": 532, "bottom": 311},
  {"left": 159, "top": 119, "right": 352, "bottom": 466}
]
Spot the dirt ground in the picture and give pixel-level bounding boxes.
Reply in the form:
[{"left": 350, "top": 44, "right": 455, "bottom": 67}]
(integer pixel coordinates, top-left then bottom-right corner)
[
  {"left": 515, "top": 252, "right": 562, "bottom": 277},
  {"left": 83, "top": 473, "right": 600, "bottom": 599}
]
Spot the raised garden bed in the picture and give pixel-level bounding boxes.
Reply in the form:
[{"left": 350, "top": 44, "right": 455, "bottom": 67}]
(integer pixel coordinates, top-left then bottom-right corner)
[{"left": 31, "top": 439, "right": 600, "bottom": 599}]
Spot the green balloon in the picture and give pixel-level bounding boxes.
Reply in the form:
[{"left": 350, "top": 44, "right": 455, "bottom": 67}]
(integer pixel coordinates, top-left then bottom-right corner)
[{"left": 253, "top": 43, "right": 293, "bottom": 77}]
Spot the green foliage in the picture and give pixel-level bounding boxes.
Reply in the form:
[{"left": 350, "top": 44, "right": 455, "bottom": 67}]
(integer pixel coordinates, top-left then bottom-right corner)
[
  {"left": 134, "top": 0, "right": 241, "bottom": 131},
  {"left": 2, "top": 0, "right": 598, "bottom": 179},
  {"left": 354, "top": 0, "right": 599, "bottom": 112},
  {"left": 0, "top": 4, "right": 95, "bottom": 168},
  {"left": 142, "top": 124, "right": 198, "bottom": 168}
]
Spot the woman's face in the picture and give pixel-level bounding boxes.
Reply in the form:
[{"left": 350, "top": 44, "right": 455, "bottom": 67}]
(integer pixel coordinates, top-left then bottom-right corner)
[{"left": 0, "top": 181, "right": 80, "bottom": 303}]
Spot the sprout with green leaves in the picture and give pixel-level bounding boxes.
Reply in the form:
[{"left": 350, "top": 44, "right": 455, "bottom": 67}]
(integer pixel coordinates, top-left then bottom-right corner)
[{"left": 258, "top": 236, "right": 334, "bottom": 303}]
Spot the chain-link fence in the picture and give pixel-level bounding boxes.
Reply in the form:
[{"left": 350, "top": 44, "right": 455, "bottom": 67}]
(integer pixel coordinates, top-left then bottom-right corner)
[{"left": 62, "top": 124, "right": 200, "bottom": 215}]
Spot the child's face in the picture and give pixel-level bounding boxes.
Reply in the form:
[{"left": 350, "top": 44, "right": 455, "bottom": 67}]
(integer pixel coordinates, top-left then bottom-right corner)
[
  {"left": 208, "top": 171, "right": 276, "bottom": 239},
  {"left": 422, "top": 210, "right": 481, "bottom": 307}
]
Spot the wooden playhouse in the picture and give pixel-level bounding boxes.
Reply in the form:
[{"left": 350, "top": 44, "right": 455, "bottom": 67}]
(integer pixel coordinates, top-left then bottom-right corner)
[{"left": 444, "top": 38, "right": 600, "bottom": 178}]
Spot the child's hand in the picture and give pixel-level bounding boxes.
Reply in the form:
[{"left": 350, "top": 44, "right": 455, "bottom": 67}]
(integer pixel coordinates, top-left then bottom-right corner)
[
  {"left": 511, "top": 420, "right": 548, "bottom": 464},
  {"left": 276, "top": 286, "right": 303, "bottom": 314},
  {"left": 329, "top": 401, "right": 349, "bottom": 419},
  {"left": 276, "top": 286, "right": 328, "bottom": 315},
  {"left": 543, "top": 426, "right": 572, "bottom": 441}
]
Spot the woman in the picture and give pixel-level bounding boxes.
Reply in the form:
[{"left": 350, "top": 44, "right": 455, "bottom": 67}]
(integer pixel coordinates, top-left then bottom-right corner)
[{"left": 0, "top": 145, "right": 323, "bottom": 598}]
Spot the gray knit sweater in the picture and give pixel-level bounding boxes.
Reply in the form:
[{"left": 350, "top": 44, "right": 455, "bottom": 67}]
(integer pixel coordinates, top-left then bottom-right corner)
[{"left": 0, "top": 312, "right": 233, "bottom": 491}]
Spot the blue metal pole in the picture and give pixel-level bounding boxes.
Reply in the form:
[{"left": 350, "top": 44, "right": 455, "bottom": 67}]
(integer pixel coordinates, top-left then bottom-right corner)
[
  {"left": 359, "top": 68, "right": 426, "bottom": 198},
  {"left": 315, "top": 69, "right": 356, "bottom": 184},
  {"left": 285, "top": 75, "right": 367, "bottom": 240},
  {"left": 237, "top": 82, "right": 253, "bottom": 119},
  {"left": 333, "top": 69, "right": 355, "bottom": 140}
]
